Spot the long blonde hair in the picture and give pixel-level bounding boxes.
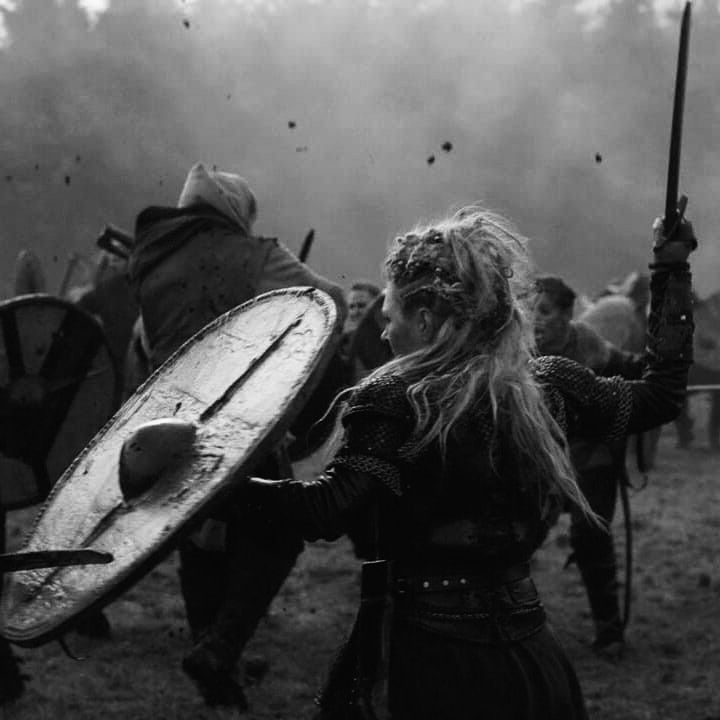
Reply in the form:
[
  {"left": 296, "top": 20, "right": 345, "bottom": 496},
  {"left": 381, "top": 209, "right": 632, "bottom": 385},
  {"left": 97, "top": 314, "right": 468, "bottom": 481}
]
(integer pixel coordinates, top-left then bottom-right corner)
[{"left": 369, "top": 206, "right": 594, "bottom": 520}]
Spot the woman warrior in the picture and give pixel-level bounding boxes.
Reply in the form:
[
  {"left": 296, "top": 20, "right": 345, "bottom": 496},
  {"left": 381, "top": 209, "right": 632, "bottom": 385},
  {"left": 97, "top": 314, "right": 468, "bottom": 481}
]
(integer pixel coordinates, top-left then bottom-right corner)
[{"left": 241, "top": 206, "right": 695, "bottom": 719}]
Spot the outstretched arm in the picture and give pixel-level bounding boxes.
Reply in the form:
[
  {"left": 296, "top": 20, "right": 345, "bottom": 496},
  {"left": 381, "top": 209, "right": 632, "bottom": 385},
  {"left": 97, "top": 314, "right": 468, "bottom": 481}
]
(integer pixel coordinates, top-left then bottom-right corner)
[{"left": 256, "top": 238, "right": 348, "bottom": 324}]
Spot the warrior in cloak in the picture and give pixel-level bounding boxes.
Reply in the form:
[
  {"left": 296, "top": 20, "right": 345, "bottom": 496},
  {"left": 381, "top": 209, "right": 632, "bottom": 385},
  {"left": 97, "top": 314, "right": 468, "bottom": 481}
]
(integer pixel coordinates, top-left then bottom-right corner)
[
  {"left": 127, "top": 162, "right": 347, "bottom": 708},
  {"left": 237, "top": 206, "right": 695, "bottom": 719}
]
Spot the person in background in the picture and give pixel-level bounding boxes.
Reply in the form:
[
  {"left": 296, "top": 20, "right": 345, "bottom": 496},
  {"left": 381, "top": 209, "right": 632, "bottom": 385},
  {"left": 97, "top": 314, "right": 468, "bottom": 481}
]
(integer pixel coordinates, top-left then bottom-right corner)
[
  {"left": 345, "top": 280, "right": 381, "bottom": 334},
  {"left": 128, "top": 162, "right": 347, "bottom": 709},
  {"left": 534, "top": 274, "right": 645, "bottom": 658},
  {"left": 339, "top": 280, "right": 382, "bottom": 381}
]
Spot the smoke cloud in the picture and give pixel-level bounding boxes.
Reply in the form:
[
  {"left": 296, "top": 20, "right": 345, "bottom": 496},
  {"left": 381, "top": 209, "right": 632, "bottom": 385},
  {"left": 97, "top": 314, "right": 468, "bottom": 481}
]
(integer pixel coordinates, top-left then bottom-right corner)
[{"left": 1, "top": 0, "right": 719, "bottom": 299}]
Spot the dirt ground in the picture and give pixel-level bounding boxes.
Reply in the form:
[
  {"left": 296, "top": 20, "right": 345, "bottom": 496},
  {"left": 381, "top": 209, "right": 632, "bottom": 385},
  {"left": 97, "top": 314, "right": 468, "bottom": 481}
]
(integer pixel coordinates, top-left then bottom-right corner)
[{"left": 1, "top": 395, "right": 719, "bottom": 720}]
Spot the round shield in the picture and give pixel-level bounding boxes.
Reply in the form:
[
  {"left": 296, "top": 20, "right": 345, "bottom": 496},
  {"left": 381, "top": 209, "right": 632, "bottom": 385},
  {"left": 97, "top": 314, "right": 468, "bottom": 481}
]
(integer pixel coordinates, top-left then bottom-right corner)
[
  {"left": 693, "top": 290, "right": 720, "bottom": 372},
  {"left": 0, "top": 294, "right": 120, "bottom": 510},
  {"left": 0, "top": 287, "right": 339, "bottom": 646}
]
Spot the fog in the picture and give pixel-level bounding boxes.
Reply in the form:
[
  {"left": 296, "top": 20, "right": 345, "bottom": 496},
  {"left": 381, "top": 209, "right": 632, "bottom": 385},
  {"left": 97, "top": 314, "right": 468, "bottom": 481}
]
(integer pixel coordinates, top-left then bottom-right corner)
[{"left": 1, "top": 0, "right": 719, "bottom": 298}]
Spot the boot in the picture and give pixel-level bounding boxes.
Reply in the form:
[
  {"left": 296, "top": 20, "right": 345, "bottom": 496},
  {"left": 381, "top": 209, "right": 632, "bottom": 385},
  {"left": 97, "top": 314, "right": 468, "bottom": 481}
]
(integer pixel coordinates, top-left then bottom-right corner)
[
  {"left": 182, "top": 642, "right": 248, "bottom": 710},
  {"left": 577, "top": 555, "right": 625, "bottom": 659}
]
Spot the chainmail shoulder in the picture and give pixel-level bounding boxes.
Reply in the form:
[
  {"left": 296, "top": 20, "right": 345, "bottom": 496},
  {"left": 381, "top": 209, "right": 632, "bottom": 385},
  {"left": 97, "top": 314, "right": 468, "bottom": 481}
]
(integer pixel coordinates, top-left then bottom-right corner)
[
  {"left": 342, "top": 373, "right": 413, "bottom": 422},
  {"left": 532, "top": 355, "right": 633, "bottom": 442},
  {"left": 331, "top": 374, "right": 413, "bottom": 496}
]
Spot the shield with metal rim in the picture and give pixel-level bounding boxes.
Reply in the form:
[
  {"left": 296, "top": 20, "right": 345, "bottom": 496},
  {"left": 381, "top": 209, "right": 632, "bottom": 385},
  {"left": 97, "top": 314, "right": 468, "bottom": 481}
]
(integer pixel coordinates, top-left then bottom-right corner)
[
  {"left": 0, "top": 294, "right": 120, "bottom": 510},
  {"left": 0, "top": 287, "right": 339, "bottom": 646}
]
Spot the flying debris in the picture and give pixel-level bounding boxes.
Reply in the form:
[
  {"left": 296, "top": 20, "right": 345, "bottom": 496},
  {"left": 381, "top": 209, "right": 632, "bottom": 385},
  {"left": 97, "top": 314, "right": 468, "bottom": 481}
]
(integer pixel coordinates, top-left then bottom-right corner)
[
  {"left": 182, "top": 19, "right": 190, "bottom": 29},
  {"left": 75, "top": 155, "right": 81, "bottom": 164},
  {"left": 226, "top": 93, "right": 232, "bottom": 100},
  {"left": 288, "top": 120, "right": 296, "bottom": 129},
  {"left": 441, "top": 141, "right": 453, "bottom": 153},
  {"left": 595, "top": 152, "right": 603, "bottom": 164},
  {"left": 5, "top": 175, "right": 12, "bottom": 182},
  {"left": 427, "top": 155, "right": 436, "bottom": 165},
  {"left": 64, "top": 175, "right": 71, "bottom": 186},
  {"left": 296, "top": 146, "right": 308, "bottom": 153},
  {"left": 34, "top": 164, "right": 40, "bottom": 171}
]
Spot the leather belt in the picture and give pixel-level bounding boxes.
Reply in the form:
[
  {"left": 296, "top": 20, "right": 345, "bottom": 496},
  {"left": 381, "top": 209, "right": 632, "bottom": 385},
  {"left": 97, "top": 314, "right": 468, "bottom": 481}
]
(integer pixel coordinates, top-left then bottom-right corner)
[{"left": 392, "top": 561, "right": 530, "bottom": 597}]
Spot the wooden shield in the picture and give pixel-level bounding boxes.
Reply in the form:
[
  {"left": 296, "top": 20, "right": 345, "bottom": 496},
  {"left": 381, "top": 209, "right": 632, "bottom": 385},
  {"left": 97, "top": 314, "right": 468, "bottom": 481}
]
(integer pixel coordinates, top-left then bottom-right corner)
[
  {"left": 693, "top": 291, "right": 720, "bottom": 372},
  {"left": 0, "top": 295, "right": 120, "bottom": 510},
  {"left": 0, "top": 287, "right": 339, "bottom": 646}
]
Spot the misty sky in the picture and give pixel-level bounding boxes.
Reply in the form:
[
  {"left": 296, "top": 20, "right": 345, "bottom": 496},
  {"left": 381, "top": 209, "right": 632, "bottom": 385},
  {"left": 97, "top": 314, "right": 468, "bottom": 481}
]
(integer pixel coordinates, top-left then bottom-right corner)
[{"left": 1, "top": 0, "right": 719, "bottom": 298}]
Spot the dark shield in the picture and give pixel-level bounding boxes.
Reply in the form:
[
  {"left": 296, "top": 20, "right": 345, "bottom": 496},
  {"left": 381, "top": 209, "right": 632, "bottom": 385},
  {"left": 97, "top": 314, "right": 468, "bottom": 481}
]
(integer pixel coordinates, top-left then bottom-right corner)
[
  {"left": 0, "top": 294, "right": 120, "bottom": 510},
  {"left": 0, "top": 287, "right": 339, "bottom": 646}
]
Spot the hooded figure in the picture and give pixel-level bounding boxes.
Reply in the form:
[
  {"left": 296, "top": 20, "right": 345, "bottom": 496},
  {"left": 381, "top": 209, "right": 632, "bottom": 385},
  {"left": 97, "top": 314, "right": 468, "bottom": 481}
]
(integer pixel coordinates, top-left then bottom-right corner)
[
  {"left": 129, "top": 162, "right": 345, "bottom": 369},
  {"left": 177, "top": 162, "right": 257, "bottom": 234}
]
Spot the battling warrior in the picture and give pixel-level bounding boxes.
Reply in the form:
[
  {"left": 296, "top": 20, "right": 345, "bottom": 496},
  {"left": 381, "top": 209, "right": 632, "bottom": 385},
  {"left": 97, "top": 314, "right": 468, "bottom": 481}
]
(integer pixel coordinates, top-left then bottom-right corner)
[
  {"left": 237, "top": 206, "right": 695, "bottom": 718},
  {"left": 127, "top": 162, "right": 347, "bottom": 708},
  {"left": 534, "top": 274, "right": 644, "bottom": 657}
]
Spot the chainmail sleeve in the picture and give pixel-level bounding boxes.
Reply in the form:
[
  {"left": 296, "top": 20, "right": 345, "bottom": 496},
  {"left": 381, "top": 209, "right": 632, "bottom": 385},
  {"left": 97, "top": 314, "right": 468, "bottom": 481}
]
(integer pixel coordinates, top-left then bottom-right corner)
[
  {"left": 533, "top": 266, "right": 693, "bottom": 441},
  {"left": 330, "top": 373, "right": 415, "bottom": 496}
]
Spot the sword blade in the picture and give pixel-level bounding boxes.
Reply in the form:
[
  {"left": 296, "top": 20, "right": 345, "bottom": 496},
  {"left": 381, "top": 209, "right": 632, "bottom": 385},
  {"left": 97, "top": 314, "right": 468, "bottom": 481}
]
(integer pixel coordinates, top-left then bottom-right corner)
[
  {"left": 664, "top": 1, "right": 692, "bottom": 227},
  {"left": 0, "top": 549, "right": 113, "bottom": 573}
]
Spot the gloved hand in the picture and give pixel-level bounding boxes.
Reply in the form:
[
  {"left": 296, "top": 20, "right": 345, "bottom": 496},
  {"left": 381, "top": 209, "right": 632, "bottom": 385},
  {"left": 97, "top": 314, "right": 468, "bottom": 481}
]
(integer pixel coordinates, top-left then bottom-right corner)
[{"left": 652, "top": 208, "right": 697, "bottom": 265}]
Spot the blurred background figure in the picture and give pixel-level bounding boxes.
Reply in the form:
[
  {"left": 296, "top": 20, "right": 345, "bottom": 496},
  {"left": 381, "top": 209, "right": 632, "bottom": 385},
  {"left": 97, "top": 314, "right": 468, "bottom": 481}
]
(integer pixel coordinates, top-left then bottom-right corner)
[
  {"left": 12, "top": 250, "right": 46, "bottom": 296},
  {"left": 535, "top": 274, "right": 644, "bottom": 658},
  {"left": 344, "top": 280, "right": 380, "bottom": 334}
]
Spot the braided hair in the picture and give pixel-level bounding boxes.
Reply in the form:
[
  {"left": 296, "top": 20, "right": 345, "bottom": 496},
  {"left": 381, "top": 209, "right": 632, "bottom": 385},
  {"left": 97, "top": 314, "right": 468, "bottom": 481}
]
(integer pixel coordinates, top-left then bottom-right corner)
[{"left": 372, "top": 205, "right": 594, "bottom": 521}]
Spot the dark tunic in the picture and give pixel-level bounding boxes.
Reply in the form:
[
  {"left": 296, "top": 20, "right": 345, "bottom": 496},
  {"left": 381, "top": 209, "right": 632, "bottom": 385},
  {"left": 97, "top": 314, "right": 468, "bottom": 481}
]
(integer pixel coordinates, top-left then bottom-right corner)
[{"left": 246, "top": 266, "right": 693, "bottom": 719}]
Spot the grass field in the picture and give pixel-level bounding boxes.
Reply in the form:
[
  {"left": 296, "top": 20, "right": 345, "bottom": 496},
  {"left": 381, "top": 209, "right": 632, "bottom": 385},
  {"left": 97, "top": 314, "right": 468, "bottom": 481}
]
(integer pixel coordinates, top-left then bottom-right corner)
[{"left": 2, "top": 395, "right": 719, "bottom": 720}]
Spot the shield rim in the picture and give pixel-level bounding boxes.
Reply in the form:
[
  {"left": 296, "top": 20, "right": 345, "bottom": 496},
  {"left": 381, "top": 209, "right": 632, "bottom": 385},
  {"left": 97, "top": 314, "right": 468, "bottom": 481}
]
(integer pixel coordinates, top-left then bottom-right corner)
[
  {"left": 1, "top": 287, "right": 340, "bottom": 646},
  {"left": 0, "top": 293, "right": 122, "bottom": 510}
]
